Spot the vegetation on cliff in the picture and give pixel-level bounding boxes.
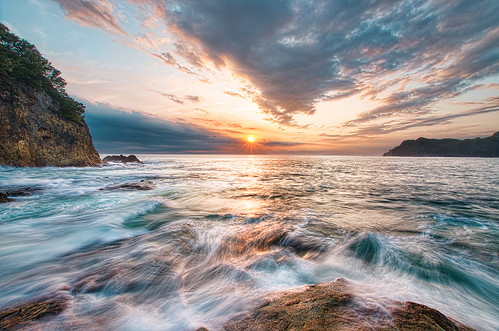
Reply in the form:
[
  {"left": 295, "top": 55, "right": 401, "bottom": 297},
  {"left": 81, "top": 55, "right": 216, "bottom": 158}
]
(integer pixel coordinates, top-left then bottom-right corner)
[
  {"left": 0, "top": 23, "right": 101, "bottom": 167},
  {"left": 0, "top": 23, "right": 84, "bottom": 124},
  {"left": 384, "top": 132, "right": 499, "bottom": 157}
]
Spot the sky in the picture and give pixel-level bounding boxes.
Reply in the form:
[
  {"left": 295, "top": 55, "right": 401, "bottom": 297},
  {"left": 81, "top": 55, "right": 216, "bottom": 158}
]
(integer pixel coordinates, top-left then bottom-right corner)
[{"left": 1, "top": 0, "right": 498, "bottom": 154}]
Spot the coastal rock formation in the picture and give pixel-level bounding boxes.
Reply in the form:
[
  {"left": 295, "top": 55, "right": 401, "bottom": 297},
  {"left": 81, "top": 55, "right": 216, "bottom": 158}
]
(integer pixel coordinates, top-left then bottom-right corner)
[
  {"left": 0, "top": 292, "right": 70, "bottom": 330},
  {"left": 0, "top": 83, "right": 102, "bottom": 167},
  {"left": 224, "top": 279, "right": 474, "bottom": 331},
  {"left": 0, "top": 24, "right": 101, "bottom": 167},
  {"left": 102, "top": 154, "right": 143, "bottom": 164},
  {"left": 383, "top": 132, "right": 499, "bottom": 157}
]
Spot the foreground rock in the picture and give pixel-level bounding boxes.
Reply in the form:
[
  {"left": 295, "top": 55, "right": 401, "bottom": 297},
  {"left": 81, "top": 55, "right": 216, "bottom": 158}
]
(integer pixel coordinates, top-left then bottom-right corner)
[
  {"left": 224, "top": 279, "right": 474, "bottom": 331},
  {"left": 103, "top": 154, "right": 143, "bottom": 164},
  {"left": 0, "top": 293, "right": 69, "bottom": 330},
  {"left": 0, "top": 24, "right": 101, "bottom": 167},
  {"left": 383, "top": 132, "right": 499, "bottom": 157}
]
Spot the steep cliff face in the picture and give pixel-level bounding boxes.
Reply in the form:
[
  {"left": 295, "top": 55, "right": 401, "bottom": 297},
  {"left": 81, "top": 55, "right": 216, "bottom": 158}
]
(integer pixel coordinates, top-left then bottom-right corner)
[{"left": 0, "top": 82, "right": 101, "bottom": 167}]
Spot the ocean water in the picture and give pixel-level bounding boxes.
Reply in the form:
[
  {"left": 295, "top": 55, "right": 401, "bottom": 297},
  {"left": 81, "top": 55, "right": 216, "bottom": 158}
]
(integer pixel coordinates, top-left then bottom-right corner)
[{"left": 0, "top": 155, "right": 498, "bottom": 330}]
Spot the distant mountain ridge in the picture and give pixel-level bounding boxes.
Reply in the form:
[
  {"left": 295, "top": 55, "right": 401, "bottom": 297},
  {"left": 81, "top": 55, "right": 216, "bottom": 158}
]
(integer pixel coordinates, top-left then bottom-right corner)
[
  {"left": 383, "top": 132, "right": 499, "bottom": 157},
  {"left": 0, "top": 23, "right": 101, "bottom": 167}
]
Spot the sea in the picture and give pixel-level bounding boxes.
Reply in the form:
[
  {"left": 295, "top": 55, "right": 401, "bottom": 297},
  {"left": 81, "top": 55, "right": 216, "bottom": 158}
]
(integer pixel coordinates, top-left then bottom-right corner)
[{"left": 0, "top": 155, "right": 498, "bottom": 330}]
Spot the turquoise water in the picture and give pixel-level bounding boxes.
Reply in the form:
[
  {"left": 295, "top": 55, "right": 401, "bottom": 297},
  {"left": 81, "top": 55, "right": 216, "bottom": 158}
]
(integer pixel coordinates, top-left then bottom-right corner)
[{"left": 0, "top": 155, "right": 498, "bottom": 330}]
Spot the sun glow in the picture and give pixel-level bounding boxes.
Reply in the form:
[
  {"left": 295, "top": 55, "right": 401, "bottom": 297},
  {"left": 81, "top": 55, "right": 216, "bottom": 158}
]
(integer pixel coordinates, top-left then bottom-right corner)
[{"left": 247, "top": 136, "right": 255, "bottom": 143}]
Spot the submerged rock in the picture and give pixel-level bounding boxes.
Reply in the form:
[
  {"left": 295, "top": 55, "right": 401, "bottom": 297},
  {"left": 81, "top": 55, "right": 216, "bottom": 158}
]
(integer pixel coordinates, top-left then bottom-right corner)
[
  {"left": 0, "top": 187, "right": 42, "bottom": 203},
  {"left": 100, "top": 180, "right": 155, "bottom": 191},
  {"left": 0, "top": 293, "right": 69, "bottom": 329},
  {"left": 5, "top": 187, "right": 40, "bottom": 196},
  {"left": 102, "top": 154, "right": 143, "bottom": 164},
  {"left": 224, "top": 279, "right": 474, "bottom": 331},
  {"left": 0, "top": 192, "right": 13, "bottom": 203}
]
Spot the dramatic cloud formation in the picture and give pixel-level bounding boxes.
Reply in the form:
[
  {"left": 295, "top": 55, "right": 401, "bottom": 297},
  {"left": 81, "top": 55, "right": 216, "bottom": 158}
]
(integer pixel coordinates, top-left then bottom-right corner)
[
  {"left": 348, "top": 102, "right": 499, "bottom": 136},
  {"left": 52, "top": 0, "right": 499, "bottom": 130},
  {"left": 157, "top": 0, "right": 499, "bottom": 125},
  {"left": 84, "top": 102, "right": 239, "bottom": 153}
]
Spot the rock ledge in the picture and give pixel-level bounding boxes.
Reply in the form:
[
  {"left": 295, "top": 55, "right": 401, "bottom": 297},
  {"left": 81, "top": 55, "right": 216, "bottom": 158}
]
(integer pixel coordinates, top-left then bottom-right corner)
[{"left": 224, "top": 279, "right": 474, "bottom": 331}]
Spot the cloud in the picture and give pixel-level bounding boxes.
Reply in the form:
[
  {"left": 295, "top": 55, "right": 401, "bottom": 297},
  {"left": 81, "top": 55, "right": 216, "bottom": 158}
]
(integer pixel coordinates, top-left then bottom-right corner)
[
  {"left": 54, "top": 0, "right": 499, "bottom": 129},
  {"left": 185, "top": 95, "right": 202, "bottom": 103},
  {"left": 261, "top": 141, "right": 307, "bottom": 147},
  {"left": 152, "top": 52, "right": 196, "bottom": 75},
  {"left": 157, "top": 91, "right": 203, "bottom": 104},
  {"left": 158, "top": 0, "right": 499, "bottom": 125},
  {"left": 83, "top": 101, "right": 239, "bottom": 153},
  {"left": 53, "top": 0, "right": 128, "bottom": 35},
  {"left": 346, "top": 102, "right": 499, "bottom": 136}
]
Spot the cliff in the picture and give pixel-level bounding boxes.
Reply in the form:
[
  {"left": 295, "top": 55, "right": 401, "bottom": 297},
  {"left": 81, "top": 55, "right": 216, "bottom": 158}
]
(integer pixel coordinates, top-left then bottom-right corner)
[
  {"left": 383, "top": 132, "right": 499, "bottom": 157},
  {"left": 0, "top": 24, "right": 101, "bottom": 167},
  {"left": 0, "top": 83, "right": 101, "bottom": 166}
]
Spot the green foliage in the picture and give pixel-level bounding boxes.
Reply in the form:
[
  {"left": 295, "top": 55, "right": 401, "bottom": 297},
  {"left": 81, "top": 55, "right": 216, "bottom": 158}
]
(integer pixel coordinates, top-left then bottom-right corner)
[{"left": 0, "top": 23, "right": 84, "bottom": 124}]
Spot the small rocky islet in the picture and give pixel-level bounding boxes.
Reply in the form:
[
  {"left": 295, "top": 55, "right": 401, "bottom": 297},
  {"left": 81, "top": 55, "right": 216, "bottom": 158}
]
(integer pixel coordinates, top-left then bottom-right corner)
[{"left": 102, "top": 154, "right": 143, "bottom": 164}]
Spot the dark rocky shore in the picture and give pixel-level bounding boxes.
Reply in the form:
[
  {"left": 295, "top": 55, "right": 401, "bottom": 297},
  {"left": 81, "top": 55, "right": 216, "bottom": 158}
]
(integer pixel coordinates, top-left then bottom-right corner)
[{"left": 0, "top": 279, "right": 474, "bottom": 330}]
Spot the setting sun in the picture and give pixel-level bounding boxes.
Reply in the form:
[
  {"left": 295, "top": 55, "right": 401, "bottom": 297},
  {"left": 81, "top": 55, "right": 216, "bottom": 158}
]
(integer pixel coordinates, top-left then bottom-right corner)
[{"left": 247, "top": 136, "right": 255, "bottom": 143}]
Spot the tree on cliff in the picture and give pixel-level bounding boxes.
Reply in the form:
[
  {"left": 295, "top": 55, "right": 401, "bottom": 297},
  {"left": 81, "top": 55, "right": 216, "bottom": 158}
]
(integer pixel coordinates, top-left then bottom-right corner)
[{"left": 0, "top": 23, "right": 85, "bottom": 123}]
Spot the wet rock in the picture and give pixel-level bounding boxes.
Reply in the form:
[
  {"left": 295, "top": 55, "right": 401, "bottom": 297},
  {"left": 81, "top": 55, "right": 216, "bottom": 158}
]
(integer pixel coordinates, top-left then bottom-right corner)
[
  {"left": 103, "top": 154, "right": 143, "bottom": 164},
  {"left": 0, "top": 293, "right": 70, "bottom": 329},
  {"left": 392, "top": 301, "right": 474, "bottom": 331},
  {"left": 100, "top": 180, "right": 155, "bottom": 191},
  {"left": 0, "top": 192, "right": 13, "bottom": 203},
  {"left": 223, "top": 279, "right": 474, "bottom": 331},
  {"left": 5, "top": 187, "right": 40, "bottom": 196},
  {"left": 1, "top": 188, "right": 41, "bottom": 203}
]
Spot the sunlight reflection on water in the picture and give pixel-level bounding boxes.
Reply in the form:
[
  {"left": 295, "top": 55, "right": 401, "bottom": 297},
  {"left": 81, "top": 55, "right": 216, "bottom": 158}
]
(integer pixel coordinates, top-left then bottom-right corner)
[{"left": 0, "top": 155, "right": 498, "bottom": 330}]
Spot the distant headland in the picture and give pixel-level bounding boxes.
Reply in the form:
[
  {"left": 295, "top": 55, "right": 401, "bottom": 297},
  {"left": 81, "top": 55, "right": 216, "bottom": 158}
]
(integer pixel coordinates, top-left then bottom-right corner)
[{"left": 384, "top": 132, "right": 499, "bottom": 157}]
